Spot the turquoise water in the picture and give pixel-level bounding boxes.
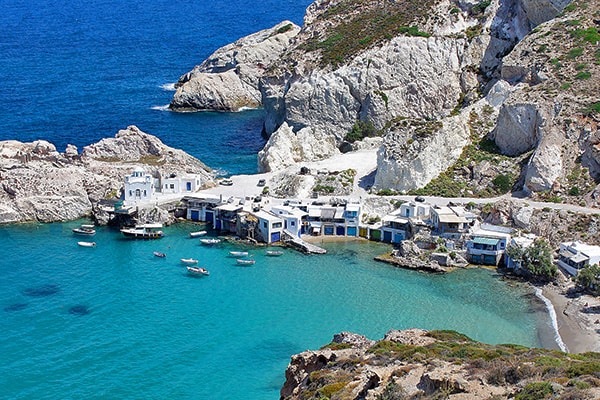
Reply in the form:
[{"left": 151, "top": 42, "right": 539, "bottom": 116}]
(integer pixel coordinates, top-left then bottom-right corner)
[{"left": 0, "top": 222, "right": 553, "bottom": 399}]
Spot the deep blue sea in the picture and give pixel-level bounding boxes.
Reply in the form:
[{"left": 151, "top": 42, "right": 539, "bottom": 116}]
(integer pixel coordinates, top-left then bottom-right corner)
[{"left": 0, "top": 1, "right": 556, "bottom": 399}]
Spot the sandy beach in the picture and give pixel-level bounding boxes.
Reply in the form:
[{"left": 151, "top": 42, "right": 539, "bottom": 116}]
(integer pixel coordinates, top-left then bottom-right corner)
[{"left": 541, "top": 269, "right": 600, "bottom": 353}]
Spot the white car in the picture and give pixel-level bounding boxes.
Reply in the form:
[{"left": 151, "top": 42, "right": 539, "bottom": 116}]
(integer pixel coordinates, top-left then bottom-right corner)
[{"left": 219, "top": 178, "right": 233, "bottom": 186}]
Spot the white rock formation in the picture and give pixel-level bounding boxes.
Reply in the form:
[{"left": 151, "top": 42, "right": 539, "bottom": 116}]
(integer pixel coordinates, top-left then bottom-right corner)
[
  {"left": 170, "top": 21, "right": 300, "bottom": 112},
  {"left": 0, "top": 126, "right": 215, "bottom": 224}
]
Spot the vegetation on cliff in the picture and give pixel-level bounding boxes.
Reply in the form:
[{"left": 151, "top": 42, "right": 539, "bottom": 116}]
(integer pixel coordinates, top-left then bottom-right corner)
[{"left": 282, "top": 329, "right": 600, "bottom": 400}]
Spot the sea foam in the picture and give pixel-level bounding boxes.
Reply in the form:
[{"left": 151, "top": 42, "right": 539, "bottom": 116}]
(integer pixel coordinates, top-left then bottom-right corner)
[
  {"left": 160, "top": 82, "right": 176, "bottom": 91},
  {"left": 535, "top": 287, "right": 568, "bottom": 352}
]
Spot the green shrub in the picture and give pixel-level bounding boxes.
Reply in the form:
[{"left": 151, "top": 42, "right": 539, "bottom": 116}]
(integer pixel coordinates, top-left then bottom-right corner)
[
  {"left": 567, "top": 47, "right": 584, "bottom": 59},
  {"left": 515, "top": 381, "right": 554, "bottom": 400},
  {"left": 493, "top": 173, "right": 513, "bottom": 193},
  {"left": 276, "top": 23, "right": 293, "bottom": 34},
  {"left": 575, "top": 71, "right": 592, "bottom": 80},
  {"left": 345, "top": 120, "right": 379, "bottom": 142}
]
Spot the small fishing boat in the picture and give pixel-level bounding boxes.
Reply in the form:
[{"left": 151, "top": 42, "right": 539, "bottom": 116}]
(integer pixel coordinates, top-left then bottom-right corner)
[
  {"left": 229, "top": 251, "right": 249, "bottom": 258},
  {"left": 120, "top": 223, "right": 164, "bottom": 239},
  {"left": 77, "top": 241, "right": 96, "bottom": 247},
  {"left": 186, "top": 266, "right": 210, "bottom": 276},
  {"left": 236, "top": 258, "right": 256, "bottom": 266},
  {"left": 200, "top": 238, "right": 221, "bottom": 245},
  {"left": 72, "top": 224, "right": 96, "bottom": 235},
  {"left": 189, "top": 230, "right": 207, "bottom": 238},
  {"left": 153, "top": 251, "right": 166, "bottom": 258},
  {"left": 266, "top": 250, "right": 284, "bottom": 256},
  {"left": 180, "top": 258, "right": 198, "bottom": 264}
]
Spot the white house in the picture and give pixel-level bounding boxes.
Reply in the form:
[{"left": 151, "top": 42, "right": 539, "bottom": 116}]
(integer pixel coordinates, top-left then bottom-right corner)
[
  {"left": 380, "top": 214, "right": 411, "bottom": 243},
  {"left": 161, "top": 173, "right": 204, "bottom": 195},
  {"left": 557, "top": 241, "right": 600, "bottom": 276},
  {"left": 430, "top": 206, "right": 469, "bottom": 237},
  {"left": 270, "top": 205, "right": 307, "bottom": 238},
  {"left": 184, "top": 195, "right": 223, "bottom": 222},
  {"left": 253, "top": 210, "right": 284, "bottom": 243},
  {"left": 399, "top": 201, "right": 430, "bottom": 219},
  {"left": 124, "top": 167, "right": 155, "bottom": 204},
  {"left": 466, "top": 223, "right": 513, "bottom": 266}
]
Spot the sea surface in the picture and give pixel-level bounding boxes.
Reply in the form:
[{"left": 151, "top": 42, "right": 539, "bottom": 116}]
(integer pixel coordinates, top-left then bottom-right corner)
[
  {"left": 0, "top": 1, "right": 556, "bottom": 399},
  {"left": 1, "top": 223, "right": 554, "bottom": 400}
]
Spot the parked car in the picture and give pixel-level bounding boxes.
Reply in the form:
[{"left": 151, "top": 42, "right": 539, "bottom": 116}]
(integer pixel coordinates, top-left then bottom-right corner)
[
  {"left": 257, "top": 178, "right": 266, "bottom": 186},
  {"left": 219, "top": 178, "right": 233, "bottom": 186},
  {"left": 415, "top": 195, "right": 425, "bottom": 202}
]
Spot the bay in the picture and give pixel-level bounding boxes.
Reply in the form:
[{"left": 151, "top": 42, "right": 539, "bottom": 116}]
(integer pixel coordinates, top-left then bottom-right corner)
[{"left": 0, "top": 222, "right": 552, "bottom": 399}]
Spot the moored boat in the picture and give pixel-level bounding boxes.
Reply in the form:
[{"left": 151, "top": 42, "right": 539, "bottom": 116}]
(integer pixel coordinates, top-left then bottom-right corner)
[
  {"left": 186, "top": 266, "right": 210, "bottom": 276},
  {"left": 266, "top": 250, "right": 283, "bottom": 256},
  {"left": 236, "top": 258, "right": 256, "bottom": 266},
  {"left": 72, "top": 224, "right": 96, "bottom": 235},
  {"left": 153, "top": 251, "right": 166, "bottom": 258},
  {"left": 180, "top": 258, "right": 198, "bottom": 264},
  {"left": 189, "top": 230, "right": 207, "bottom": 238},
  {"left": 229, "top": 251, "right": 249, "bottom": 258},
  {"left": 77, "top": 241, "right": 96, "bottom": 247},
  {"left": 200, "top": 238, "right": 221, "bottom": 245},
  {"left": 120, "top": 223, "right": 164, "bottom": 239}
]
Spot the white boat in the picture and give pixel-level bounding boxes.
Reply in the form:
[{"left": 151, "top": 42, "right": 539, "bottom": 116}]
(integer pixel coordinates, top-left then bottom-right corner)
[
  {"left": 77, "top": 241, "right": 96, "bottom": 247},
  {"left": 72, "top": 224, "right": 96, "bottom": 235},
  {"left": 120, "top": 223, "right": 164, "bottom": 239},
  {"left": 200, "top": 238, "right": 221, "bottom": 245},
  {"left": 189, "top": 230, "right": 207, "bottom": 238},
  {"left": 236, "top": 258, "right": 256, "bottom": 266},
  {"left": 266, "top": 250, "right": 284, "bottom": 256},
  {"left": 229, "top": 251, "right": 249, "bottom": 258},
  {"left": 180, "top": 258, "right": 198, "bottom": 264},
  {"left": 186, "top": 266, "right": 210, "bottom": 276},
  {"left": 153, "top": 251, "right": 167, "bottom": 258}
]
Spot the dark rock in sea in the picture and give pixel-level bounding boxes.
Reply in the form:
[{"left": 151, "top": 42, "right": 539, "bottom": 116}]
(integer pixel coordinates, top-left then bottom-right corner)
[
  {"left": 22, "top": 284, "right": 60, "bottom": 297},
  {"left": 4, "top": 303, "right": 28, "bottom": 312},
  {"left": 69, "top": 305, "right": 90, "bottom": 316}
]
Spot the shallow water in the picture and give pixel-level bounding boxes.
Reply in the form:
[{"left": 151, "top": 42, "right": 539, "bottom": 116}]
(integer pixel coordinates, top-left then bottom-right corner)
[{"left": 0, "top": 222, "right": 554, "bottom": 399}]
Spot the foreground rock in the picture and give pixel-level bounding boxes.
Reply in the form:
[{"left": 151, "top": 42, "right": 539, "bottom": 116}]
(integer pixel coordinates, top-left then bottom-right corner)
[
  {"left": 281, "top": 328, "right": 600, "bottom": 400},
  {"left": 0, "top": 125, "right": 214, "bottom": 224}
]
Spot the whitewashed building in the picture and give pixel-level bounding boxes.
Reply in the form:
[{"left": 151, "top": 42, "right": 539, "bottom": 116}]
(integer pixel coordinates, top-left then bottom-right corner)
[
  {"left": 253, "top": 210, "right": 284, "bottom": 243},
  {"left": 557, "top": 241, "right": 600, "bottom": 276},
  {"left": 270, "top": 205, "right": 307, "bottom": 238},
  {"left": 124, "top": 167, "right": 155, "bottom": 204},
  {"left": 466, "top": 223, "right": 513, "bottom": 266}
]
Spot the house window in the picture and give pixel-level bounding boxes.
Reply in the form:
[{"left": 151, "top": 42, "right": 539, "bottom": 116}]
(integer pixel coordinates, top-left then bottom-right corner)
[
  {"left": 143, "top": 190, "right": 147, "bottom": 197},
  {"left": 263, "top": 221, "right": 268, "bottom": 228},
  {"left": 129, "top": 190, "right": 132, "bottom": 197},
  {"left": 273, "top": 222, "right": 282, "bottom": 228},
  {"left": 170, "top": 184, "right": 175, "bottom": 189},
  {"left": 290, "top": 221, "right": 295, "bottom": 226}
]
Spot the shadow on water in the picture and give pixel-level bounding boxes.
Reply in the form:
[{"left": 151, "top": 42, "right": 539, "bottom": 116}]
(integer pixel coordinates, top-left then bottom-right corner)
[
  {"left": 68, "top": 305, "right": 90, "bottom": 316},
  {"left": 22, "top": 284, "right": 60, "bottom": 297},
  {"left": 4, "top": 303, "right": 28, "bottom": 312}
]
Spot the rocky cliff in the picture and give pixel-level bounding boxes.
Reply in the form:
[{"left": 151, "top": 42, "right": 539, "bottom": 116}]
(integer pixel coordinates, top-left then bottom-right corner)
[
  {"left": 280, "top": 329, "right": 600, "bottom": 400},
  {"left": 0, "top": 125, "right": 214, "bottom": 224},
  {"left": 172, "top": 0, "right": 600, "bottom": 204}
]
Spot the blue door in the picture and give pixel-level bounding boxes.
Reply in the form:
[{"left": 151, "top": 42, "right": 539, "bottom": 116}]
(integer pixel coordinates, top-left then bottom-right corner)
[
  {"left": 271, "top": 232, "right": 281, "bottom": 243},
  {"left": 190, "top": 210, "right": 199, "bottom": 221},
  {"left": 336, "top": 226, "right": 345, "bottom": 235},
  {"left": 383, "top": 231, "right": 392, "bottom": 243},
  {"left": 205, "top": 211, "right": 214, "bottom": 224},
  {"left": 347, "top": 226, "right": 357, "bottom": 236},
  {"left": 186, "top": 182, "right": 192, "bottom": 191}
]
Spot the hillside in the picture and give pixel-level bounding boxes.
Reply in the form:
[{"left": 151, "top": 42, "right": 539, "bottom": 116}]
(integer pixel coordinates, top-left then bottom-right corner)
[{"left": 171, "top": 0, "right": 600, "bottom": 208}]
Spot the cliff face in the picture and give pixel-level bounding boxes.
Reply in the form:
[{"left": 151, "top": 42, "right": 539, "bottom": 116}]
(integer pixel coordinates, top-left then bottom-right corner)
[
  {"left": 280, "top": 329, "right": 600, "bottom": 400},
  {"left": 0, "top": 126, "right": 214, "bottom": 224},
  {"left": 173, "top": 0, "right": 600, "bottom": 202}
]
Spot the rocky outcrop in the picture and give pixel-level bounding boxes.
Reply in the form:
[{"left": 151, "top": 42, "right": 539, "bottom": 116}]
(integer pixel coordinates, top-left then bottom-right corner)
[
  {"left": 281, "top": 328, "right": 600, "bottom": 400},
  {"left": 170, "top": 21, "right": 300, "bottom": 112},
  {"left": 0, "top": 126, "right": 214, "bottom": 224}
]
